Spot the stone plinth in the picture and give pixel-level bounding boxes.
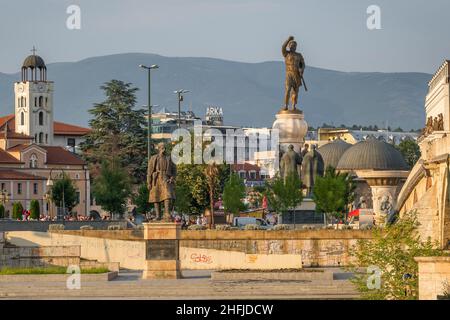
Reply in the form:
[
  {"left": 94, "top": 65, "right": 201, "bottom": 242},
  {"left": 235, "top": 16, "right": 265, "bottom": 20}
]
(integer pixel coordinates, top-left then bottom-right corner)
[
  {"left": 142, "top": 223, "right": 181, "bottom": 280},
  {"left": 272, "top": 109, "right": 308, "bottom": 154},
  {"left": 415, "top": 256, "right": 450, "bottom": 300}
]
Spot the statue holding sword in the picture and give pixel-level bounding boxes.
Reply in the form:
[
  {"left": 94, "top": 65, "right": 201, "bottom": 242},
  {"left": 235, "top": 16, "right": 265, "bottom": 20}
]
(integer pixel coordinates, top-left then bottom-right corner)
[{"left": 281, "top": 36, "right": 307, "bottom": 111}]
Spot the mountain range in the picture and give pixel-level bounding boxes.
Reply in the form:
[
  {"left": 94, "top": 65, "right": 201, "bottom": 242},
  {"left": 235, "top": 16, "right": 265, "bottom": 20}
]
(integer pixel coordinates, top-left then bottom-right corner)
[{"left": 0, "top": 53, "right": 432, "bottom": 130}]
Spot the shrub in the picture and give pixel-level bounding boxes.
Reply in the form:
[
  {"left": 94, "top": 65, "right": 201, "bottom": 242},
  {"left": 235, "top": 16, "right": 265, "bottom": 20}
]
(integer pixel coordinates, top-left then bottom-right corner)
[
  {"left": 273, "top": 224, "right": 292, "bottom": 231},
  {"left": 0, "top": 204, "right": 5, "bottom": 219},
  {"left": 188, "top": 224, "right": 206, "bottom": 231},
  {"left": 49, "top": 224, "right": 65, "bottom": 231},
  {"left": 30, "top": 200, "right": 40, "bottom": 220},
  {"left": 12, "top": 202, "right": 23, "bottom": 220},
  {"left": 244, "top": 224, "right": 262, "bottom": 230},
  {"left": 80, "top": 225, "right": 94, "bottom": 230},
  {"left": 215, "top": 224, "right": 231, "bottom": 231}
]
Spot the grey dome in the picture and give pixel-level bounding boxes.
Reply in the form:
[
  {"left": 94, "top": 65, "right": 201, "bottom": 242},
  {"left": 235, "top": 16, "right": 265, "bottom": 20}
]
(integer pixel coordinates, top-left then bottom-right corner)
[
  {"left": 22, "top": 55, "right": 46, "bottom": 69},
  {"left": 317, "top": 139, "right": 352, "bottom": 169},
  {"left": 336, "top": 138, "right": 409, "bottom": 171}
]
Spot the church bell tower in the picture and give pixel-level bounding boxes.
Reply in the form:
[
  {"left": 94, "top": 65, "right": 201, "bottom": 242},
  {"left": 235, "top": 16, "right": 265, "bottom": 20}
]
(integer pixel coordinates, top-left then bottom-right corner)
[{"left": 14, "top": 47, "right": 54, "bottom": 145}]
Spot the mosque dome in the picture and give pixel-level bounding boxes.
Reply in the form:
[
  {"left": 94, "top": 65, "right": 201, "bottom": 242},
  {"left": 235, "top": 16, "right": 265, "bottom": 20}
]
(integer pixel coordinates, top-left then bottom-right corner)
[
  {"left": 336, "top": 138, "right": 409, "bottom": 171},
  {"left": 317, "top": 139, "right": 352, "bottom": 169}
]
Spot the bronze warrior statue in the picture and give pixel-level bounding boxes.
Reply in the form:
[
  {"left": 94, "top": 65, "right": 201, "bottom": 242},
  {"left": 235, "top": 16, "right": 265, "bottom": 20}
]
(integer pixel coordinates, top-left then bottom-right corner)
[
  {"left": 147, "top": 143, "right": 177, "bottom": 221},
  {"left": 282, "top": 36, "right": 306, "bottom": 111}
]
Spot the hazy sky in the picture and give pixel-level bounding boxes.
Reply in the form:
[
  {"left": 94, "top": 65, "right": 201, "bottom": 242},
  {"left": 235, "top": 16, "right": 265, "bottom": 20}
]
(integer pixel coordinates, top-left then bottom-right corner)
[{"left": 1, "top": 0, "right": 449, "bottom": 74}]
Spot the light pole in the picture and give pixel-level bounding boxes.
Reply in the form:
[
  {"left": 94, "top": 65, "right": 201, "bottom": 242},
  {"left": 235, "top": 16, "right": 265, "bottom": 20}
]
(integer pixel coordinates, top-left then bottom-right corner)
[
  {"left": 174, "top": 89, "right": 190, "bottom": 129},
  {"left": 139, "top": 64, "right": 159, "bottom": 159}
]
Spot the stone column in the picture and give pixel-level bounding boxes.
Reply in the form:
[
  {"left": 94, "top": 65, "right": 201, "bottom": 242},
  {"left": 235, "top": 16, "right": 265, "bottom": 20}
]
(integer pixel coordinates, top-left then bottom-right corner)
[
  {"left": 142, "top": 223, "right": 181, "bottom": 279},
  {"left": 272, "top": 109, "right": 308, "bottom": 154},
  {"left": 370, "top": 185, "right": 398, "bottom": 226}
]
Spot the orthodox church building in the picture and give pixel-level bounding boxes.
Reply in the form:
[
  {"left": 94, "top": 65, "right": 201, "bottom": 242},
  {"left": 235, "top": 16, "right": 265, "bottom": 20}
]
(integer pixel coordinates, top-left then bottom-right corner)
[{"left": 0, "top": 51, "right": 91, "bottom": 218}]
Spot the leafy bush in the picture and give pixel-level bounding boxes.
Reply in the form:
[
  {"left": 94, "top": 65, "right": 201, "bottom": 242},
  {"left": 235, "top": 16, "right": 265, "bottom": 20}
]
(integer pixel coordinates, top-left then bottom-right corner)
[
  {"left": 48, "top": 224, "right": 65, "bottom": 231},
  {"left": 30, "top": 200, "right": 40, "bottom": 220},
  {"left": 12, "top": 202, "right": 23, "bottom": 220},
  {"left": 244, "top": 224, "right": 262, "bottom": 230},
  {"left": 0, "top": 204, "right": 5, "bottom": 219},
  {"left": 215, "top": 224, "right": 231, "bottom": 231},
  {"left": 80, "top": 225, "right": 94, "bottom": 230},
  {"left": 347, "top": 211, "right": 445, "bottom": 300},
  {"left": 273, "top": 224, "right": 292, "bottom": 231},
  {"left": 187, "top": 224, "right": 206, "bottom": 230}
]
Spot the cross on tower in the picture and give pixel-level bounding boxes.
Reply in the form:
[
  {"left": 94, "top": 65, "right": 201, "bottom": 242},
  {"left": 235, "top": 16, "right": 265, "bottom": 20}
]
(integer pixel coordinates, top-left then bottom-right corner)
[{"left": 31, "top": 46, "right": 37, "bottom": 55}]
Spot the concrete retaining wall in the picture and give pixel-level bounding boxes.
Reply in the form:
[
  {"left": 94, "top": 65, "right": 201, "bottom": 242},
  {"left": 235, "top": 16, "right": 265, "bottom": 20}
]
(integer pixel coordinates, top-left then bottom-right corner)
[
  {"left": 415, "top": 256, "right": 450, "bottom": 300},
  {"left": 0, "top": 245, "right": 80, "bottom": 268},
  {"left": 6, "top": 230, "right": 372, "bottom": 270}
]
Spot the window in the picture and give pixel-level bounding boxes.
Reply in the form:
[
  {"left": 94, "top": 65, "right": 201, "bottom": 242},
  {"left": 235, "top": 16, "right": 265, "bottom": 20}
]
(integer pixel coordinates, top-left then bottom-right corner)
[
  {"left": 45, "top": 97, "right": 48, "bottom": 107},
  {"left": 17, "top": 183, "right": 22, "bottom": 195},
  {"left": 38, "top": 112, "right": 44, "bottom": 126},
  {"left": 1, "top": 183, "right": 5, "bottom": 191},
  {"left": 249, "top": 171, "right": 257, "bottom": 180},
  {"left": 33, "top": 183, "right": 38, "bottom": 195},
  {"left": 38, "top": 96, "right": 43, "bottom": 107},
  {"left": 45, "top": 134, "right": 48, "bottom": 144},
  {"left": 20, "top": 112, "right": 24, "bottom": 126},
  {"left": 67, "top": 138, "right": 76, "bottom": 147},
  {"left": 76, "top": 191, "right": 80, "bottom": 204},
  {"left": 34, "top": 97, "right": 37, "bottom": 107},
  {"left": 38, "top": 132, "right": 43, "bottom": 143},
  {"left": 30, "top": 154, "right": 38, "bottom": 168},
  {"left": 239, "top": 171, "right": 246, "bottom": 179}
]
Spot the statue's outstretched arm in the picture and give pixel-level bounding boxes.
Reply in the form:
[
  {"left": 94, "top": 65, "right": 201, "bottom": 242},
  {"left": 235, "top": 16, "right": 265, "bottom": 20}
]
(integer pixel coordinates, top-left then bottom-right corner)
[{"left": 282, "top": 36, "right": 294, "bottom": 57}]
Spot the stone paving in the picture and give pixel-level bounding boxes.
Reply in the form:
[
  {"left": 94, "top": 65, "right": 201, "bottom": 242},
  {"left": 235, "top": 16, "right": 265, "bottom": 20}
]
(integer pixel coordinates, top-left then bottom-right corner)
[{"left": 0, "top": 269, "right": 359, "bottom": 300}]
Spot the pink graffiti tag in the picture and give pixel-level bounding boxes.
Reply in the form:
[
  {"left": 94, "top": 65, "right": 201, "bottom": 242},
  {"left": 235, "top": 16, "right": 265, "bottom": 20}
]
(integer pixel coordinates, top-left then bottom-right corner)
[{"left": 190, "top": 253, "right": 213, "bottom": 264}]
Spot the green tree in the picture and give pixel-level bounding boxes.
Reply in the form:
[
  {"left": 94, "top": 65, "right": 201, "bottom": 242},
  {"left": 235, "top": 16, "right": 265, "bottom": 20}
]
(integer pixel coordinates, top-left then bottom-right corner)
[
  {"left": 92, "top": 159, "right": 131, "bottom": 218},
  {"left": 80, "top": 80, "right": 147, "bottom": 183},
  {"left": 0, "top": 203, "right": 5, "bottom": 219},
  {"left": 30, "top": 200, "right": 40, "bottom": 220},
  {"left": 265, "top": 173, "right": 303, "bottom": 214},
  {"left": 12, "top": 202, "right": 23, "bottom": 220},
  {"left": 396, "top": 140, "right": 421, "bottom": 168},
  {"left": 132, "top": 184, "right": 152, "bottom": 215},
  {"left": 51, "top": 173, "right": 78, "bottom": 214},
  {"left": 313, "top": 166, "right": 355, "bottom": 224},
  {"left": 222, "top": 173, "right": 246, "bottom": 215},
  {"left": 347, "top": 211, "right": 446, "bottom": 300},
  {"left": 174, "top": 183, "right": 191, "bottom": 215}
]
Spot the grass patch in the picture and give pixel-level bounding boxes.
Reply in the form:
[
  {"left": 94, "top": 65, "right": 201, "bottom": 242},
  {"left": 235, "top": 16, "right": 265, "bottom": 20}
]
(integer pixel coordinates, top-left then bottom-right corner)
[{"left": 0, "top": 266, "right": 109, "bottom": 275}]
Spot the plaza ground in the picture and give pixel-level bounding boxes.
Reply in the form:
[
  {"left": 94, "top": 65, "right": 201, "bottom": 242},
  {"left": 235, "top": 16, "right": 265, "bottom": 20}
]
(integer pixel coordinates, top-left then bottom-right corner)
[{"left": 0, "top": 269, "right": 359, "bottom": 300}]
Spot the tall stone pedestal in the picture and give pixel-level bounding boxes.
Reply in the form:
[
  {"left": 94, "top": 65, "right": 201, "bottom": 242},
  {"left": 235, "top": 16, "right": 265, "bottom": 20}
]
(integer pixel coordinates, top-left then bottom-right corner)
[
  {"left": 142, "top": 223, "right": 181, "bottom": 280},
  {"left": 272, "top": 109, "right": 308, "bottom": 154}
]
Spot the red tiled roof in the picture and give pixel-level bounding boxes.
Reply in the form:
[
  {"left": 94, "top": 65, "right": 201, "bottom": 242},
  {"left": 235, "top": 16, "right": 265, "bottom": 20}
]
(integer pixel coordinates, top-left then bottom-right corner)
[
  {"left": 0, "top": 149, "right": 22, "bottom": 164},
  {"left": 41, "top": 146, "right": 85, "bottom": 165},
  {"left": 0, "top": 170, "right": 45, "bottom": 181},
  {"left": 0, "top": 115, "right": 90, "bottom": 136},
  {"left": 7, "top": 144, "right": 27, "bottom": 152},
  {"left": 54, "top": 121, "right": 91, "bottom": 135}
]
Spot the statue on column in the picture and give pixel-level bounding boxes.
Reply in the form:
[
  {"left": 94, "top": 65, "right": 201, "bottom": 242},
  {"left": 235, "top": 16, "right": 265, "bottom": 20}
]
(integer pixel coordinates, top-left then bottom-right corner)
[
  {"left": 301, "top": 145, "right": 324, "bottom": 196},
  {"left": 280, "top": 144, "right": 302, "bottom": 182},
  {"left": 147, "top": 143, "right": 177, "bottom": 221},
  {"left": 282, "top": 36, "right": 306, "bottom": 111}
]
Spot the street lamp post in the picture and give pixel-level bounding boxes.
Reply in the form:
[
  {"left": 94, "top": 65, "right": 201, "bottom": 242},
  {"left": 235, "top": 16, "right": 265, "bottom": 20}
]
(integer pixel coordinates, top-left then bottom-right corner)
[
  {"left": 174, "top": 89, "right": 190, "bottom": 129},
  {"left": 139, "top": 64, "right": 159, "bottom": 159}
]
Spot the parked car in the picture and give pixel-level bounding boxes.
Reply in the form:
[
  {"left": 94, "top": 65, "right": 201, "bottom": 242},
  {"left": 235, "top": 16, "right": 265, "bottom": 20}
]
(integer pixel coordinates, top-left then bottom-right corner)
[{"left": 232, "top": 217, "right": 272, "bottom": 230}]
